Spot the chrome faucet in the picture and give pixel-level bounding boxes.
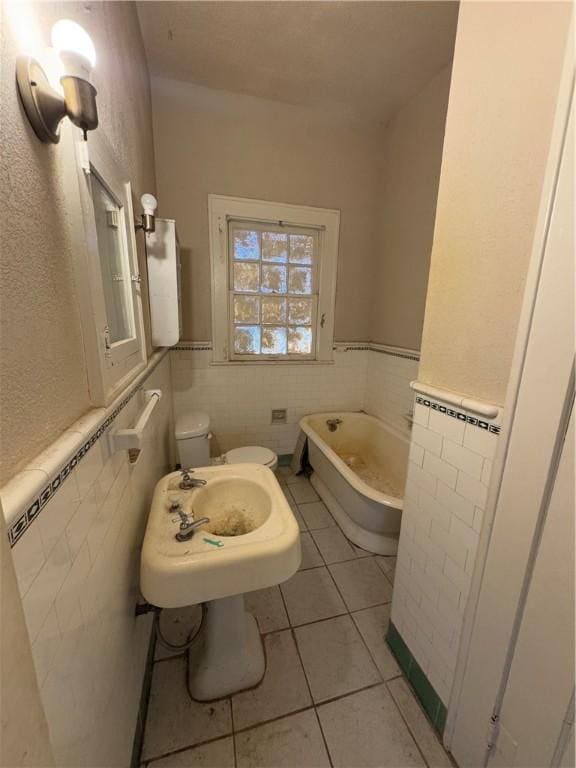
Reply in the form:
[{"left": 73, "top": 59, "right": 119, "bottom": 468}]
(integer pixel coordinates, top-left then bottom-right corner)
[
  {"left": 173, "top": 506, "right": 210, "bottom": 542},
  {"left": 179, "top": 469, "right": 208, "bottom": 490},
  {"left": 326, "top": 418, "right": 342, "bottom": 432}
]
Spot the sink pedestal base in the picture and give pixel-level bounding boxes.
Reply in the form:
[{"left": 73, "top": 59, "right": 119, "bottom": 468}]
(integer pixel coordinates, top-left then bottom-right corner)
[{"left": 188, "top": 594, "right": 265, "bottom": 701}]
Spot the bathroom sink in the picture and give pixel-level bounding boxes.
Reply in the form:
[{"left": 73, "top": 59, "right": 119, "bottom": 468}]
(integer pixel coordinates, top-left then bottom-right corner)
[{"left": 140, "top": 463, "right": 300, "bottom": 608}]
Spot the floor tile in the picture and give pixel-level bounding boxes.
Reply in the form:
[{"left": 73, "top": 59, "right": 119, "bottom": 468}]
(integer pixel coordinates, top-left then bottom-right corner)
[
  {"left": 291, "top": 506, "right": 307, "bottom": 531},
  {"left": 297, "top": 501, "right": 335, "bottom": 530},
  {"left": 142, "top": 657, "right": 232, "bottom": 761},
  {"left": 245, "top": 586, "right": 289, "bottom": 634},
  {"left": 351, "top": 604, "right": 401, "bottom": 680},
  {"left": 387, "top": 677, "right": 452, "bottom": 767},
  {"left": 329, "top": 558, "right": 393, "bottom": 611},
  {"left": 146, "top": 736, "right": 235, "bottom": 767},
  {"left": 285, "top": 472, "right": 307, "bottom": 486},
  {"left": 298, "top": 532, "right": 324, "bottom": 570},
  {"left": 376, "top": 555, "right": 397, "bottom": 584},
  {"left": 317, "top": 684, "right": 426, "bottom": 767},
  {"left": 275, "top": 467, "right": 293, "bottom": 484},
  {"left": 289, "top": 481, "right": 319, "bottom": 504},
  {"left": 295, "top": 615, "right": 381, "bottom": 703},
  {"left": 312, "top": 527, "right": 357, "bottom": 564},
  {"left": 231, "top": 630, "right": 311, "bottom": 730},
  {"left": 280, "top": 568, "right": 346, "bottom": 626},
  {"left": 235, "top": 709, "right": 330, "bottom": 768},
  {"left": 155, "top": 606, "right": 203, "bottom": 660}
]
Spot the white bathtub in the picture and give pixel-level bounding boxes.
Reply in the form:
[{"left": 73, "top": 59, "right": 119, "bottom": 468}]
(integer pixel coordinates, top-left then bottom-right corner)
[{"left": 299, "top": 412, "right": 408, "bottom": 555}]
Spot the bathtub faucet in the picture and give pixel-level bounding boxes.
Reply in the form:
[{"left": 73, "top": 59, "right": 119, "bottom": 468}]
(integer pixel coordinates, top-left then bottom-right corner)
[{"left": 326, "top": 418, "right": 342, "bottom": 432}]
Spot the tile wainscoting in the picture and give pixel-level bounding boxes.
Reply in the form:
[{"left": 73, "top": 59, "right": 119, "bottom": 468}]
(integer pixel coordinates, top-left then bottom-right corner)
[
  {"left": 170, "top": 342, "right": 420, "bottom": 456},
  {"left": 2, "top": 340, "right": 419, "bottom": 765},
  {"left": 2, "top": 352, "right": 174, "bottom": 767},
  {"left": 365, "top": 344, "right": 420, "bottom": 438},
  {"left": 390, "top": 390, "right": 502, "bottom": 709}
]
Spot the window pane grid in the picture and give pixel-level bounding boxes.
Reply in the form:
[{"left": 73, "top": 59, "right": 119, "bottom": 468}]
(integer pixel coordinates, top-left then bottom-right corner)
[{"left": 229, "top": 222, "right": 318, "bottom": 358}]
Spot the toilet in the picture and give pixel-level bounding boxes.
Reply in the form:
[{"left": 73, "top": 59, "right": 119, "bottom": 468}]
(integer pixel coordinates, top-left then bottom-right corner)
[{"left": 175, "top": 410, "right": 278, "bottom": 471}]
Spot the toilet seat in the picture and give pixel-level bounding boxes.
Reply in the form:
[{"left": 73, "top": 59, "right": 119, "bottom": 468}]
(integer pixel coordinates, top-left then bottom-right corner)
[{"left": 225, "top": 446, "right": 277, "bottom": 469}]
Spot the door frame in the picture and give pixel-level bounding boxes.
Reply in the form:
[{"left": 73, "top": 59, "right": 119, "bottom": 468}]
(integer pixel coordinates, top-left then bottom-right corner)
[{"left": 444, "top": 27, "right": 575, "bottom": 766}]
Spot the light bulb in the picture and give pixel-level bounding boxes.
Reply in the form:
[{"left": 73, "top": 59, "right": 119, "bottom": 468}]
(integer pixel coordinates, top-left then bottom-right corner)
[
  {"left": 51, "top": 20, "right": 96, "bottom": 79},
  {"left": 141, "top": 193, "right": 158, "bottom": 216}
]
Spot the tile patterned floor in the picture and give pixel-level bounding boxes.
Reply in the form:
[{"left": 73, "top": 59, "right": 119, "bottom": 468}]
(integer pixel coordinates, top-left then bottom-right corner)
[{"left": 141, "top": 469, "right": 452, "bottom": 768}]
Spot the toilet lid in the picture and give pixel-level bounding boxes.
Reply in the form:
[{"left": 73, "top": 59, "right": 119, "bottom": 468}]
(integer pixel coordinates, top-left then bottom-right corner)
[{"left": 225, "top": 446, "right": 277, "bottom": 466}]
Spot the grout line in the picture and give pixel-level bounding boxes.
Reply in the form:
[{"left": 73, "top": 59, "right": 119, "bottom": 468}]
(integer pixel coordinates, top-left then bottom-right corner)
[
  {"left": 384, "top": 676, "right": 451, "bottom": 768},
  {"left": 230, "top": 681, "right": 392, "bottom": 740},
  {"left": 232, "top": 704, "right": 318, "bottom": 737},
  {"left": 144, "top": 731, "right": 234, "bottom": 766},
  {"left": 230, "top": 693, "right": 238, "bottom": 768},
  {"left": 275, "top": 577, "right": 335, "bottom": 764},
  {"left": 313, "top": 679, "right": 388, "bottom": 710},
  {"left": 312, "top": 705, "right": 334, "bottom": 768},
  {"left": 285, "top": 618, "right": 334, "bottom": 767}
]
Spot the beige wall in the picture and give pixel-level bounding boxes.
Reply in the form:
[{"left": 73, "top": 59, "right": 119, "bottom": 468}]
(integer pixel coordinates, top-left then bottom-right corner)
[
  {"left": 418, "top": 1, "right": 571, "bottom": 403},
  {"left": 151, "top": 78, "right": 385, "bottom": 342},
  {"left": 371, "top": 66, "right": 452, "bottom": 350},
  {"left": 0, "top": 0, "right": 156, "bottom": 484}
]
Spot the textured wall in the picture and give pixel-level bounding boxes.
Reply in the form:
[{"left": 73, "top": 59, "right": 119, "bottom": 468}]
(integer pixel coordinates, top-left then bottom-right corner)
[
  {"left": 418, "top": 1, "right": 571, "bottom": 403},
  {"left": 0, "top": 0, "right": 156, "bottom": 484},
  {"left": 371, "top": 66, "right": 452, "bottom": 350},
  {"left": 151, "top": 78, "right": 384, "bottom": 342}
]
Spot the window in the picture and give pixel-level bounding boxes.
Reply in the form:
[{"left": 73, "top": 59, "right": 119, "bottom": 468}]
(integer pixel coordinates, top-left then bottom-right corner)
[
  {"left": 230, "top": 222, "right": 318, "bottom": 358},
  {"left": 209, "top": 196, "right": 339, "bottom": 363},
  {"left": 67, "top": 124, "right": 146, "bottom": 404}
]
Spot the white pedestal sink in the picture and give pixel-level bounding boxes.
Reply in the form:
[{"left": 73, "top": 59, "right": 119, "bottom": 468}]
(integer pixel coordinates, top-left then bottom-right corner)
[{"left": 140, "top": 464, "right": 300, "bottom": 700}]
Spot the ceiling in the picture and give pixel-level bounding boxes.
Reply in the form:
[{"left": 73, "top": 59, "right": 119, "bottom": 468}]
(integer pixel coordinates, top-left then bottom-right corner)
[{"left": 137, "top": 1, "right": 459, "bottom": 124}]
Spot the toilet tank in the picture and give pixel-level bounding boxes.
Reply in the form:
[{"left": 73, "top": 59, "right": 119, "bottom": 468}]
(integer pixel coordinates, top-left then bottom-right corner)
[{"left": 175, "top": 411, "right": 210, "bottom": 468}]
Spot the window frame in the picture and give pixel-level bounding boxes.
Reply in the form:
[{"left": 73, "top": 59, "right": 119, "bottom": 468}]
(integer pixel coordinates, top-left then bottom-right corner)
[
  {"left": 64, "top": 123, "right": 147, "bottom": 405},
  {"left": 209, "top": 195, "right": 339, "bottom": 364},
  {"left": 228, "top": 220, "right": 320, "bottom": 360}
]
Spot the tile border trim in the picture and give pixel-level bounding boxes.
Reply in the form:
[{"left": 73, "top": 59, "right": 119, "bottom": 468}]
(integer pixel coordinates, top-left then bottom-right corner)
[
  {"left": 410, "top": 380, "right": 501, "bottom": 419},
  {"left": 4, "top": 350, "right": 169, "bottom": 548},
  {"left": 414, "top": 395, "right": 501, "bottom": 435},
  {"left": 386, "top": 621, "right": 448, "bottom": 735},
  {"left": 172, "top": 341, "right": 212, "bottom": 351},
  {"left": 172, "top": 341, "right": 420, "bottom": 362},
  {"left": 368, "top": 342, "right": 420, "bottom": 361}
]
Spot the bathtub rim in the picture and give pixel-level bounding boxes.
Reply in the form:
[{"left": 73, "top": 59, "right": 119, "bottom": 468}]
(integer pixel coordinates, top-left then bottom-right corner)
[{"left": 299, "top": 410, "right": 407, "bottom": 509}]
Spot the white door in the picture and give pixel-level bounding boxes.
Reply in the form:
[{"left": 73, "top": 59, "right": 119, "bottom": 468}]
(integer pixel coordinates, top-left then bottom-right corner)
[
  {"left": 487, "top": 407, "right": 574, "bottom": 767},
  {"left": 449, "top": 55, "right": 575, "bottom": 768}
]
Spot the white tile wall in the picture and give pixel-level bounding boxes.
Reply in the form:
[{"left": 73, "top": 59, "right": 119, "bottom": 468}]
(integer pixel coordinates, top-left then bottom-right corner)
[
  {"left": 390, "top": 396, "right": 501, "bottom": 706},
  {"left": 171, "top": 346, "right": 369, "bottom": 456},
  {"left": 6, "top": 342, "right": 419, "bottom": 764},
  {"left": 171, "top": 344, "right": 419, "bottom": 456},
  {"left": 364, "top": 350, "right": 419, "bottom": 438},
  {"left": 8, "top": 355, "right": 174, "bottom": 767}
]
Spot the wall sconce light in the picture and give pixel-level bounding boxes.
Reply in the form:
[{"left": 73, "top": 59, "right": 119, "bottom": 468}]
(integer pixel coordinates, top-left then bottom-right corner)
[
  {"left": 16, "top": 19, "right": 98, "bottom": 143},
  {"left": 137, "top": 193, "right": 158, "bottom": 234}
]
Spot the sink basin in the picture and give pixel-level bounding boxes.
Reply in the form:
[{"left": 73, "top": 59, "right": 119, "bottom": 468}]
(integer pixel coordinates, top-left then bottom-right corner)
[
  {"left": 140, "top": 463, "right": 300, "bottom": 608},
  {"left": 192, "top": 477, "right": 272, "bottom": 536}
]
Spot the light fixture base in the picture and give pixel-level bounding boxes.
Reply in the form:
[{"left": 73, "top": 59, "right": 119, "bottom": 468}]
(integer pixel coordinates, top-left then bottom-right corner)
[{"left": 16, "top": 55, "right": 66, "bottom": 144}]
